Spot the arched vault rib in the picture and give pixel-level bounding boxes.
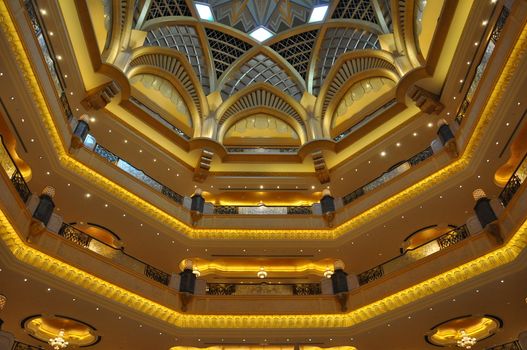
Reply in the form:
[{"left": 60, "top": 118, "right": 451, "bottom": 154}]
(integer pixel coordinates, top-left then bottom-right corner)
[
  {"left": 322, "top": 70, "right": 399, "bottom": 138},
  {"left": 216, "top": 83, "right": 308, "bottom": 144},
  {"left": 218, "top": 109, "right": 307, "bottom": 146},
  {"left": 315, "top": 50, "right": 399, "bottom": 129},
  {"left": 126, "top": 47, "right": 210, "bottom": 118},
  {"left": 218, "top": 49, "right": 305, "bottom": 102}
]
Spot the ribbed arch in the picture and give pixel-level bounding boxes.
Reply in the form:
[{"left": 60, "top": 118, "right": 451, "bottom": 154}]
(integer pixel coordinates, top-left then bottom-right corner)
[{"left": 315, "top": 51, "right": 399, "bottom": 120}]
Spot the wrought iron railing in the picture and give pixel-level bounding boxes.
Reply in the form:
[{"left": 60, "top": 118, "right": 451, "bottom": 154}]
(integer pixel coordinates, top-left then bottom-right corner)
[
  {"left": 25, "top": 0, "right": 73, "bottom": 121},
  {"left": 499, "top": 152, "right": 527, "bottom": 207},
  {"left": 11, "top": 341, "right": 42, "bottom": 350},
  {"left": 58, "top": 223, "right": 170, "bottom": 285},
  {"left": 0, "top": 136, "right": 31, "bottom": 202},
  {"left": 206, "top": 283, "right": 322, "bottom": 296},
  {"left": 129, "top": 97, "right": 190, "bottom": 140},
  {"left": 92, "top": 143, "right": 184, "bottom": 204},
  {"left": 485, "top": 340, "right": 522, "bottom": 350},
  {"left": 343, "top": 146, "right": 433, "bottom": 205},
  {"left": 358, "top": 225, "right": 469, "bottom": 285},
  {"left": 334, "top": 99, "right": 398, "bottom": 142},
  {"left": 455, "top": 7, "right": 509, "bottom": 125},
  {"left": 213, "top": 205, "right": 313, "bottom": 215},
  {"left": 226, "top": 147, "right": 299, "bottom": 154}
]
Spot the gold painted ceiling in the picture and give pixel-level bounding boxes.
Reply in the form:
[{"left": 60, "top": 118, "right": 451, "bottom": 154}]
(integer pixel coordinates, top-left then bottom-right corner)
[{"left": 81, "top": 0, "right": 434, "bottom": 176}]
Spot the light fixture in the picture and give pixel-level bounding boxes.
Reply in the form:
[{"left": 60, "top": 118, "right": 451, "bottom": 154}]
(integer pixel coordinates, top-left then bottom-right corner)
[
  {"left": 257, "top": 267, "right": 268, "bottom": 279},
  {"left": 192, "top": 266, "right": 201, "bottom": 277},
  {"left": 195, "top": 3, "right": 214, "bottom": 21},
  {"left": 457, "top": 330, "right": 477, "bottom": 349},
  {"left": 0, "top": 294, "right": 6, "bottom": 311},
  {"left": 323, "top": 267, "right": 333, "bottom": 278},
  {"left": 249, "top": 27, "right": 274, "bottom": 42},
  {"left": 309, "top": 5, "right": 329, "bottom": 22},
  {"left": 49, "top": 329, "right": 69, "bottom": 350}
]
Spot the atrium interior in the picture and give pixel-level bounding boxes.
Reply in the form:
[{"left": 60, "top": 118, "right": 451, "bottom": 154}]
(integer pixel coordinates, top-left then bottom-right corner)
[{"left": 0, "top": 0, "right": 526, "bottom": 349}]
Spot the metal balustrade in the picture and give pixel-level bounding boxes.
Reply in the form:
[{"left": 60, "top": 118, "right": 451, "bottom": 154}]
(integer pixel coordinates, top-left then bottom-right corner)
[
  {"left": 206, "top": 283, "right": 322, "bottom": 296},
  {"left": 358, "top": 225, "right": 470, "bottom": 285},
  {"left": 0, "top": 136, "right": 31, "bottom": 202},
  {"left": 58, "top": 223, "right": 170, "bottom": 286},
  {"left": 343, "top": 146, "right": 433, "bottom": 206},
  {"left": 92, "top": 143, "right": 184, "bottom": 205},
  {"left": 499, "top": 153, "right": 527, "bottom": 207},
  {"left": 455, "top": 7, "right": 509, "bottom": 125}
]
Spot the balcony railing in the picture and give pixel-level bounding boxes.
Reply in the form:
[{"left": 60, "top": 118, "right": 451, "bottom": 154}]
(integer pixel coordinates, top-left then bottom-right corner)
[
  {"left": 485, "top": 340, "right": 522, "bottom": 350},
  {"left": 129, "top": 96, "right": 190, "bottom": 140},
  {"left": 357, "top": 225, "right": 470, "bottom": 285},
  {"left": 213, "top": 205, "right": 313, "bottom": 215},
  {"left": 0, "top": 136, "right": 31, "bottom": 202},
  {"left": 91, "top": 142, "right": 184, "bottom": 205},
  {"left": 455, "top": 6, "right": 509, "bottom": 125},
  {"left": 226, "top": 147, "right": 299, "bottom": 154},
  {"left": 333, "top": 99, "right": 398, "bottom": 142},
  {"left": 58, "top": 223, "right": 170, "bottom": 285},
  {"left": 11, "top": 341, "right": 42, "bottom": 350},
  {"left": 343, "top": 146, "right": 434, "bottom": 205},
  {"left": 499, "top": 152, "right": 527, "bottom": 207},
  {"left": 206, "top": 283, "right": 322, "bottom": 296},
  {"left": 25, "top": 0, "right": 73, "bottom": 122}
]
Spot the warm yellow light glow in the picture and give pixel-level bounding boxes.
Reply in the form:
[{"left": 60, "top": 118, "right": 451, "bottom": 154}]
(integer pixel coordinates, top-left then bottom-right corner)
[{"left": 179, "top": 257, "right": 337, "bottom": 277}]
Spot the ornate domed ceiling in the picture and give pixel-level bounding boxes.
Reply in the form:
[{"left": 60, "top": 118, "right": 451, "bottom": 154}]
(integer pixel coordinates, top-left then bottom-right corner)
[{"left": 80, "top": 0, "right": 440, "bottom": 179}]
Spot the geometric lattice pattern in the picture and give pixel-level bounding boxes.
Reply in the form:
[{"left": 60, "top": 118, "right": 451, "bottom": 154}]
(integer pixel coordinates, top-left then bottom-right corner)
[
  {"left": 321, "top": 56, "right": 397, "bottom": 117},
  {"left": 313, "top": 27, "right": 380, "bottom": 95},
  {"left": 129, "top": 53, "right": 202, "bottom": 114},
  {"left": 221, "top": 54, "right": 303, "bottom": 101},
  {"left": 205, "top": 28, "right": 252, "bottom": 79},
  {"left": 145, "top": 0, "right": 191, "bottom": 20},
  {"left": 209, "top": 0, "right": 328, "bottom": 35},
  {"left": 378, "top": 0, "right": 393, "bottom": 31},
  {"left": 270, "top": 30, "right": 319, "bottom": 80},
  {"left": 218, "top": 88, "right": 304, "bottom": 128},
  {"left": 145, "top": 26, "right": 210, "bottom": 94},
  {"left": 332, "top": 0, "right": 379, "bottom": 24}
]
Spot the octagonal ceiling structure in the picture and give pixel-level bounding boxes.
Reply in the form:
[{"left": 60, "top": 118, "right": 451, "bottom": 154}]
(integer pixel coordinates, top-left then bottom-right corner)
[{"left": 71, "top": 0, "right": 447, "bottom": 182}]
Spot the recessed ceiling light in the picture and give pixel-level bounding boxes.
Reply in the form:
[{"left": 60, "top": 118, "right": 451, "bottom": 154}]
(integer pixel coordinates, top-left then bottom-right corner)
[
  {"left": 413, "top": 132, "right": 418, "bottom": 136},
  {"left": 482, "top": 20, "right": 488, "bottom": 26},
  {"left": 309, "top": 5, "right": 329, "bottom": 22},
  {"left": 427, "top": 122, "right": 433, "bottom": 127},
  {"left": 249, "top": 27, "right": 274, "bottom": 42},
  {"left": 57, "top": 55, "right": 62, "bottom": 60},
  {"left": 124, "top": 139, "right": 128, "bottom": 143},
  {"left": 40, "top": 9, "right": 47, "bottom": 15},
  {"left": 467, "top": 61, "right": 471, "bottom": 65},
  {"left": 380, "top": 151, "right": 386, "bottom": 157},
  {"left": 474, "top": 42, "right": 479, "bottom": 46},
  {"left": 85, "top": 193, "right": 91, "bottom": 198},
  {"left": 396, "top": 142, "right": 401, "bottom": 147},
  {"left": 311, "top": 185, "right": 315, "bottom": 189},
  {"left": 49, "top": 31, "right": 54, "bottom": 36},
  {"left": 260, "top": 185, "right": 263, "bottom": 189},
  {"left": 459, "top": 79, "right": 463, "bottom": 83},
  {"left": 195, "top": 3, "right": 214, "bottom": 21},
  {"left": 89, "top": 117, "right": 96, "bottom": 122}
]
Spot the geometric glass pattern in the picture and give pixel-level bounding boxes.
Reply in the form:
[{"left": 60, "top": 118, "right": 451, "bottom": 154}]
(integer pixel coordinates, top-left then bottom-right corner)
[
  {"left": 205, "top": 28, "right": 252, "bottom": 79},
  {"left": 221, "top": 54, "right": 303, "bottom": 101},
  {"left": 145, "top": 26, "right": 211, "bottom": 94},
  {"left": 332, "top": 0, "right": 378, "bottom": 24},
  {"left": 313, "top": 27, "right": 380, "bottom": 95},
  {"left": 270, "top": 30, "right": 319, "bottom": 80},
  {"left": 145, "top": 0, "right": 192, "bottom": 20}
]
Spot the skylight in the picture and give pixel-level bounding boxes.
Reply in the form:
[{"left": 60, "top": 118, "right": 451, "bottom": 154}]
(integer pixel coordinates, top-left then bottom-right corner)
[
  {"left": 309, "top": 5, "right": 329, "bottom": 23},
  {"left": 195, "top": 3, "right": 214, "bottom": 21},
  {"left": 249, "top": 27, "right": 274, "bottom": 42}
]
